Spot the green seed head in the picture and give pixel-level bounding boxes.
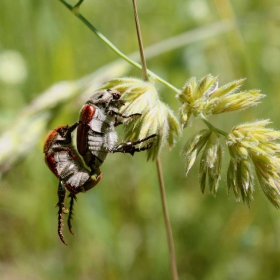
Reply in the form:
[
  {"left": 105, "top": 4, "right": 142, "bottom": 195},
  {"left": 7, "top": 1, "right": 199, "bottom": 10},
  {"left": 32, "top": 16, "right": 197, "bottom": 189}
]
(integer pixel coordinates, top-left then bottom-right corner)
[
  {"left": 226, "top": 120, "right": 280, "bottom": 208},
  {"left": 100, "top": 77, "right": 181, "bottom": 160},
  {"left": 183, "top": 129, "right": 211, "bottom": 175},
  {"left": 199, "top": 133, "right": 222, "bottom": 196},
  {"left": 178, "top": 75, "right": 265, "bottom": 129}
]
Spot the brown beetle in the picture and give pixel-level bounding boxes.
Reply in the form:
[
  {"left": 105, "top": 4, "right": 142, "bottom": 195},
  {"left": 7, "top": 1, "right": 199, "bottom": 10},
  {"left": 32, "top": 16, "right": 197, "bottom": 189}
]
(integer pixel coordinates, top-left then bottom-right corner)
[{"left": 44, "top": 123, "right": 101, "bottom": 245}]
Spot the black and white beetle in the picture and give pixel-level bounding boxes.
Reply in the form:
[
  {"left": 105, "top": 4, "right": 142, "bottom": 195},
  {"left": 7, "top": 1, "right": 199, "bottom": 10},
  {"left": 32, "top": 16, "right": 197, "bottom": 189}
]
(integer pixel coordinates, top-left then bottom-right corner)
[
  {"left": 44, "top": 123, "right": 101, "bottom": 245},
  {"left": 76, "top": 89, "right": 156, "bottom": 174}
]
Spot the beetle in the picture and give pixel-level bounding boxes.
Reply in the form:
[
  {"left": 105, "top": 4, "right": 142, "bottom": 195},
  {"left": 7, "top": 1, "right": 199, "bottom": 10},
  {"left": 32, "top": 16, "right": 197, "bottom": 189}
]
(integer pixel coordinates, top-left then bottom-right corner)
[
  {"left": 76, "top": 89, "right": 156, "bottom": 173},
  {"left": 44, "top": 122, "right": 102, "bottom": 245}
]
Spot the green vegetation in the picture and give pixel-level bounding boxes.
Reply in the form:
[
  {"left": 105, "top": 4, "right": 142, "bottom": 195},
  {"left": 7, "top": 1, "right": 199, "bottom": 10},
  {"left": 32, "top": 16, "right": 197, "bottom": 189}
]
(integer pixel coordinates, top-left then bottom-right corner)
[{"left": 1, "top": 0, "right": 280, "bottom": 279}]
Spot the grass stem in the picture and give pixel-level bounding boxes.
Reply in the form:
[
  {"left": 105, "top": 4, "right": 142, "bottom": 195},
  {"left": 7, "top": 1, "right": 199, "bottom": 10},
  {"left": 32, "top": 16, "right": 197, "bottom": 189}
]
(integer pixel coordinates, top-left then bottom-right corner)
[
  {"left": 58, "top": 0, "right": 180, "bottom": 94},
  {"left": 132, "top": 1, "right": 179, "bottom": 279},
  {"left": 156, "top": 158, "right": 179, "bottom": 280}
]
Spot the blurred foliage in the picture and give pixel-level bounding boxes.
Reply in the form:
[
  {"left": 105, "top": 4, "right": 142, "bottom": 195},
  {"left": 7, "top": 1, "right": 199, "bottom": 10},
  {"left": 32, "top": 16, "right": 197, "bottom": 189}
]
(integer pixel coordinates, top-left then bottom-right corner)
[{"left": 1, "top": 0, "right": 280, "bottom": 279}]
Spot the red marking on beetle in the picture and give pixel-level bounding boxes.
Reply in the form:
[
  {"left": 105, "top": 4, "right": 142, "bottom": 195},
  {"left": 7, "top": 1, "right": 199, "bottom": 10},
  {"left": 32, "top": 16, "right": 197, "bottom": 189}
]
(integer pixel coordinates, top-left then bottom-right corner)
[
  {"left": 77, "top": 104, "right": 96, "bottom": 156},
  {"left": 45, "top": 154, "right": 59, "bottom": 178},
  {"left": 80, "top": 104, "right": 96, "bottom": 123},
  {"left": 63, "top": 182, "right": 80, "bottom": 195},
  {"left": 64, "top": 148, "right": 80, "bottom": 161}
]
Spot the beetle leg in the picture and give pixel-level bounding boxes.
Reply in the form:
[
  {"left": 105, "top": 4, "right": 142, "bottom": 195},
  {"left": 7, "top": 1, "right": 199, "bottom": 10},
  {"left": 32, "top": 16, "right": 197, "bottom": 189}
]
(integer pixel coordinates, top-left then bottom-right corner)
[
  {"left": 111, "top": 134, "right": 157, "bottom": 155},
  {"left": 123, "top": 113, "right": 141, "bottom": 118},
  {"left": 107, "top": 98, "right": 125, "bottom": 108},
  {"left": 114, "top": 116, "right": 123, "bottom": 127},
  {"left": 56, "top": 181, "right": 67, "bottom": 245},
  {"left": 67, "top": 194, "right": 77, "bottom": 236},
  {"left": 66, "top": 121, "right": 82, "bottom": 135},
  {"left": 111, "top": 112, "right": 141, "bottom": 127},
  {"left": 109, "top": 110, "right": 141, "bottom": 119}
]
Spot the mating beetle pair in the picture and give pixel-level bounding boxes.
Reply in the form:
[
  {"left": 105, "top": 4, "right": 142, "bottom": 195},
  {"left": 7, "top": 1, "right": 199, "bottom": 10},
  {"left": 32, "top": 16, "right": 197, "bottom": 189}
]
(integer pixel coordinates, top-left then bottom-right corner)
[{"left": 44, "top": 89, "right": 156, "bottom": 244}]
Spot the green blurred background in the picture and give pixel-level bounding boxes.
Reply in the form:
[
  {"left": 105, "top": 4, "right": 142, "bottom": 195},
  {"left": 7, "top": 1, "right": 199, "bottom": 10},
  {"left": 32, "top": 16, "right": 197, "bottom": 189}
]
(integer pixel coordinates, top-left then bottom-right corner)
[{"left": 1, "top": 0, "right": 280, "bottom": 279}]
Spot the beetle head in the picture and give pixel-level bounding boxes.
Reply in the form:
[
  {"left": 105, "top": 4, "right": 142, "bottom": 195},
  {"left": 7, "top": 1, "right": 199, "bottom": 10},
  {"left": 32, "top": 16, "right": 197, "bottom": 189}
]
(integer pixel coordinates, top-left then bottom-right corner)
[
  {"left": 86, "top": 89, "right": 124, "bottom": 108},
  {"left": 55, "top": 125, "right": 72, "bottom": 142},
  {"left": 43, "top": 125, "right": 72, "bottom": 153}
]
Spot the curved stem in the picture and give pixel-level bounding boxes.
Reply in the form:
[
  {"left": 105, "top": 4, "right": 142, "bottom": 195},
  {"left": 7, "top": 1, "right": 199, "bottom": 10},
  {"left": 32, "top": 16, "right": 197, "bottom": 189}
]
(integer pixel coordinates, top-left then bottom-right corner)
[
  {"left": 58, "top": 0, "right": 180, "bottom": 94},
  {"left": 200, "top": 113, "right": 227, "bottom": 136}
]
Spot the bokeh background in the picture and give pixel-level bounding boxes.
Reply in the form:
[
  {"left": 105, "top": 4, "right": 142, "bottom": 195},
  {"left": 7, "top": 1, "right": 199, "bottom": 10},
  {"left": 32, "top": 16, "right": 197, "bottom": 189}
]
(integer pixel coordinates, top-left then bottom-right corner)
[{"left": 1, "top": 0, "right": 280, "bottom": 279}]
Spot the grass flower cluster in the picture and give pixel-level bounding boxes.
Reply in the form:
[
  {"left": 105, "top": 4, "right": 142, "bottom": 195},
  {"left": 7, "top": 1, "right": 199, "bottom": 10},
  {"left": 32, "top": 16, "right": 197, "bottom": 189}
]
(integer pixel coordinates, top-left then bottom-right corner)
[
  {"left": 178, "top": 75, "right": 280, "bottom": 209},
  {"left": 226, "top": 120, "right": 280, "bottom": 208},
  {"left": 100, "top": 78, "right": 181, "bottom": 160},
  {"left": 183, "top": 129, "right": 222, "bottom": 196},
  {"left": 177, "top": 75, "right": 264, "bottom": 128}
]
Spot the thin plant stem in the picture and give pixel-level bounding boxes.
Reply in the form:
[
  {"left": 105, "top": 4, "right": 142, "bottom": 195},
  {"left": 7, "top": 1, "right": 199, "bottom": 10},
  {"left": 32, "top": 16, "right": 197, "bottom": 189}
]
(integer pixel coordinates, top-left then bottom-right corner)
[
  {"left": 156, "top": 158, "right": 179, "bottom": 280},
  {"left": 132, "top": 1, "right": 178, "bottom": 279},
  {"left": 58, "top": 0, "right": 180, "bottom": 94},
  {"left": 132, "top": 0, "right": 149, "bottom": 81},
  {"left": 200, "top": 113, "right": 228, "bottom": 136},
  {"left": 73, "top": 0, "right": 84, "bottom": 10}
]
